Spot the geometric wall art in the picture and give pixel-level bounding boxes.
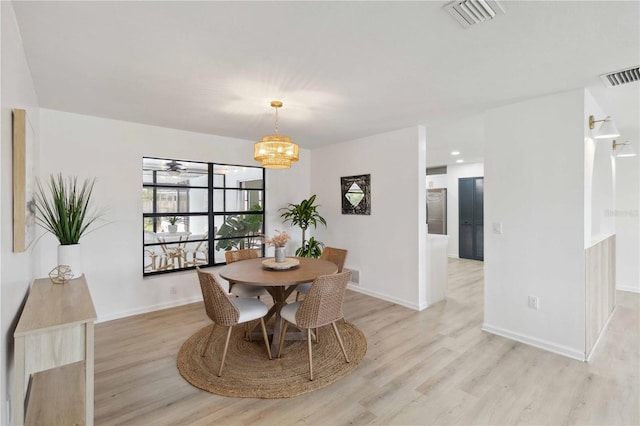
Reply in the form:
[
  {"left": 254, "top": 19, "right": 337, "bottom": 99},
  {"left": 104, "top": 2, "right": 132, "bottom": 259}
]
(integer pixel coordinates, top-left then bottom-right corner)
[{"left": 341, "top": 174, "right": 371, "bottom": 215}]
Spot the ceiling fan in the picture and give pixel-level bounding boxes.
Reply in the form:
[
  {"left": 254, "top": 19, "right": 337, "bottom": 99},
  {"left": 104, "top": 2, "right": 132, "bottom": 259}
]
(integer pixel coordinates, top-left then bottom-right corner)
[
  {"left": 143, "top": 158, "right": 207, "bottom": 177},
  {"left": 164, "top": 160, "right": 186, "bottom": 176}
]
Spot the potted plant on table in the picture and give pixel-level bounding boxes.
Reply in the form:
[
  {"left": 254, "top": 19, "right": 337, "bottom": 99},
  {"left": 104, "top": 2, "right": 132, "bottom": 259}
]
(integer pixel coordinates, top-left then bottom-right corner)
[
  {"left": 279, "top": 194, "right": 327, "bottom": 258},
  {"left": 166, "top": 216, "right": 182, "bottom": 233},
  {"left": 263, "top": 230, "right": 291, "bottom": 263},
  {"left": 34, "top": 174, "right": 104, "bottom": 279}
]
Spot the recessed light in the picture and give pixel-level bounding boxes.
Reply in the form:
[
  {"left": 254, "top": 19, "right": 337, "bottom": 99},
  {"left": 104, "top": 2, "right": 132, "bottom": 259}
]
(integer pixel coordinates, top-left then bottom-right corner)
[
  {"left": 451, "top": 151, "right": 460, "bottom": 156},
  {"left": 456, "top": 159, "right": 464, "bottom": 163}
]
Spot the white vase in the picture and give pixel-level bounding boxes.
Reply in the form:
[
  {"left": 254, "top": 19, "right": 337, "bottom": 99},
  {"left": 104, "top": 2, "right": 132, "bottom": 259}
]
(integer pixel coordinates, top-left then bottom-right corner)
[
  {"left": 57, "top": 244, "right": 83, "bottom": 279},
  {"left": 274, "top": 246, "right": 286, "bottom": 263}
]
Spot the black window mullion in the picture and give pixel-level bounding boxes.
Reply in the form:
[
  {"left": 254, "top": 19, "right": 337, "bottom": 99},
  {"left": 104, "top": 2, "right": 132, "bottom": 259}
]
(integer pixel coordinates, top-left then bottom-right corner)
[
  {"left": 208, "top": 163, "right": 215, "bottom": 267},
  {"left": 152, "top": 170, "right": 158, "bottom": 232}
]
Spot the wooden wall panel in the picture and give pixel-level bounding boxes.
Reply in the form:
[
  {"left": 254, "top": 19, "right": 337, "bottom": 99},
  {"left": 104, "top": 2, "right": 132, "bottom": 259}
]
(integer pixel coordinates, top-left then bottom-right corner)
[
  {"left": 13, "top": 109, "right": 27, "bottom": 252},
  {"left": 585, "top": 235, "right": 616, "bottom": 356}
]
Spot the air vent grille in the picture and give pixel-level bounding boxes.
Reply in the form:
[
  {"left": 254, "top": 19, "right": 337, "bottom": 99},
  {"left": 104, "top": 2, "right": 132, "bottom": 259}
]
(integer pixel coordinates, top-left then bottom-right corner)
[
  {"left": 344, "top": 268, "right": 360, "bottom": 285},
  {"left": 444, "top": 0, "right": 506, "bottom": 29},
  {"left": 600, "top": 66, "right": 640, "bottom": 87}
]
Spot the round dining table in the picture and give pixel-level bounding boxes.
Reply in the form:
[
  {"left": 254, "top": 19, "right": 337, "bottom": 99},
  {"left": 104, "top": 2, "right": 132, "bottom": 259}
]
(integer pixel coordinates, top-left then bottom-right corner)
[{"left": 219, "top": 257, "right": 338, "bottom": 353}]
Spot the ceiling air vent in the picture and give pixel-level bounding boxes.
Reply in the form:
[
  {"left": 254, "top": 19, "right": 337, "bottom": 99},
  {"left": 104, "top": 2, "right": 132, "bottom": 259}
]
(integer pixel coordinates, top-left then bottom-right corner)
[
  {"left": 444, "top": 0, "right": 506, "bottom": 29},
  {"left": 600, "top": 66, "right": 640, "bottom": 88}
]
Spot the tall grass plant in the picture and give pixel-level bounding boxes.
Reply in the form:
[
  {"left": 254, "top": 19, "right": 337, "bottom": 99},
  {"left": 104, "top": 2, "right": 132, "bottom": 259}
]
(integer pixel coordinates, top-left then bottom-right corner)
[{"left": 34, "top": 174, "right": 103, "bottom": 245}]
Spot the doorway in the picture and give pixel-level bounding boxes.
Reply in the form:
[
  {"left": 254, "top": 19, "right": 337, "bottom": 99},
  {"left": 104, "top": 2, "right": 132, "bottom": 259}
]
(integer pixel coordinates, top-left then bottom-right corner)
[{"left": 459, "top": 177, "right": 483, "bottom": 261}]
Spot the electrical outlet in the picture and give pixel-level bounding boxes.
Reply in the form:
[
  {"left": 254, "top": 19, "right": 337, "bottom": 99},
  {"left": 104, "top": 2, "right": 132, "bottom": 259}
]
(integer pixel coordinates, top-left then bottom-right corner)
[
  {"left": 170, "top": 286, "right": 177, "bottom": 295},
  {"left": 528, "top": 296, "right": 539, "bottom": 310}
]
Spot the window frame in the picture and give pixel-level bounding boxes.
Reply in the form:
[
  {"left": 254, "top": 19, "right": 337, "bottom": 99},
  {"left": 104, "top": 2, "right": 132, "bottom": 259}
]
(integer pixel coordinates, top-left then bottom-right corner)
[{"left": 142, "top": 157, "right": 265, "bottom": 276}]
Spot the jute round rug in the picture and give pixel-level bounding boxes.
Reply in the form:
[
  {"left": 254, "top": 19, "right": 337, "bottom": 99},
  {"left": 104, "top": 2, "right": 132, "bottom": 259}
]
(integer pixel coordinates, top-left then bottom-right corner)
[{"left": 177, "top": 321, "right": 367, "bottom": 398}]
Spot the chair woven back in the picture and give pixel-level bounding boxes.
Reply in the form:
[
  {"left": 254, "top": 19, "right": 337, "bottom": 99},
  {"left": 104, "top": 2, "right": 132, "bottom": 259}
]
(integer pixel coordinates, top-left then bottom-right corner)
[
  {"left": 196, "top": 268, "right": 239, "bottom": 326},
  {"left": 320, "top": 247, "right": 348, "bottom": 273},
  {"left": 296, "top": 271, "right": 351, "bottom": 329},
  {"left": 225, "top": 249, "right": 259, "bottom": 264}
]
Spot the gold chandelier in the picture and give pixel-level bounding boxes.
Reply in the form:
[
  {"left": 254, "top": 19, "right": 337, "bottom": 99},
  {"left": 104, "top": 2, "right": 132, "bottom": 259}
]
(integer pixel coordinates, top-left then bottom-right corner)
[{"left": 254, "top": 101, "right": 299, "bottom": 169}]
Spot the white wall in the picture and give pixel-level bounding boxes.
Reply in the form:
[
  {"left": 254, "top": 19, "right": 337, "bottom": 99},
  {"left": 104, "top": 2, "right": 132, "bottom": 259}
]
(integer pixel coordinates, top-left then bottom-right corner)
[
  {"left": 484, "top": 90, "right": 588, "bottom": 360},
  {"left": 584, "top": 90, "right": 615, "bottom": 245},
  {"left": 38, "top": 109, "right": 310, "bottom": 322},
  {"left": 615, "top": 137, "right": 640, "bottom": 293},
  {"left": 310, "top": 126, "right": 427, "bottom": 310},
  {"left": 1, "top": 2, "right": 41, "bottom": 424},
  {"left": 262, "top": 158, "right": 311, "bottom": 259}
]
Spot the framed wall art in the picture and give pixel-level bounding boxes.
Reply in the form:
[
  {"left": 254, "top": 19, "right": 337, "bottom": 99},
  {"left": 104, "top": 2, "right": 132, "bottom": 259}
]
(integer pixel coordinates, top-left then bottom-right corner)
[
  {"left": 13, "top": 109, "right": 36, "bottom": 252},
  {"left": 341, "top": 174, "right": 371, "bottom": 215}
]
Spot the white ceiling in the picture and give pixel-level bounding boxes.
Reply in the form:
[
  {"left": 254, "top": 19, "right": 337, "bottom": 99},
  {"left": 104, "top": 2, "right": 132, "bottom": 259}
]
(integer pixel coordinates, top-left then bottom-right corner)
[{"left": 12, "top": 1, "right": 640, "bottom": 165}]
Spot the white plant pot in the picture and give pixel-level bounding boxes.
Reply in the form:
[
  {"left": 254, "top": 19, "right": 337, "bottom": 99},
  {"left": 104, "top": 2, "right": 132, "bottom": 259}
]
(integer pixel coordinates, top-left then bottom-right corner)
[
  {"left": 57, "top": 244, "right": 83, "bottom": 279},
  {"left": 168, "top": 225, "right": 178, "bottom": 233}
]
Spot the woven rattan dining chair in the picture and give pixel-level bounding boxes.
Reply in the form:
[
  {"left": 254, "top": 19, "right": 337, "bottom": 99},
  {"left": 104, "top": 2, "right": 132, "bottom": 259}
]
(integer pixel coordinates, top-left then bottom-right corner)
[
  {"left": 196, "top": 268, "right": 272, "bottom": 377},
  {"left": 184, "top": 232, "right": 209, "bottom": 267},
  {"left": 277, "top": 270, "right": 352, "bottom": 381},
  {"left": 295, "top": 247, "right": 348, "bottom": 300},
  {"left": 224, "top": 249, "right": 268, "bottom": 299}
]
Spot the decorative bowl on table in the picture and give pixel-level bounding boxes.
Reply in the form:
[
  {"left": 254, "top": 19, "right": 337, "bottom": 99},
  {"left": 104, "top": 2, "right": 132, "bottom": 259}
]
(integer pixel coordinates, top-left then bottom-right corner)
[{"left": 261, "top": 258, "right": 300, "bottom": 270}]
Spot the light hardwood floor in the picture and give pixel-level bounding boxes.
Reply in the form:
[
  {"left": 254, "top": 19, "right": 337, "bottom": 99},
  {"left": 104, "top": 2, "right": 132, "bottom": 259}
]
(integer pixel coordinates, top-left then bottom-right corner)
[{"left": 94, "top": 259, "right": 640, "bottom": 425}]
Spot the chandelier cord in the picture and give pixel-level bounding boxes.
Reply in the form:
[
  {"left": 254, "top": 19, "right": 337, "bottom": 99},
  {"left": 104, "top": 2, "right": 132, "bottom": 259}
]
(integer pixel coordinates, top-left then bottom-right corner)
[{"left": 274, "top": 105, "right": 279, "bottom": 135}]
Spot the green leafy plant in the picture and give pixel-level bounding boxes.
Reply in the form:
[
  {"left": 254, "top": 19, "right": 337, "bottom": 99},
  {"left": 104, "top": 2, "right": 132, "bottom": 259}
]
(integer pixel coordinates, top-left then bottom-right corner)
[
  {"left": 167, "top": 216, "right": 182, "bottom": 225},
  {"left": 34, "top": 174, "right": 104, "bottom": 245},
  {"left": 280, "top": 194, "right": 327, "bottom": 258},
  {"left": 215, "top": 204, "right": 263, "bottom": 251},
  {"left": 296, "top": 236, "right": 324, "bottom": 258}
]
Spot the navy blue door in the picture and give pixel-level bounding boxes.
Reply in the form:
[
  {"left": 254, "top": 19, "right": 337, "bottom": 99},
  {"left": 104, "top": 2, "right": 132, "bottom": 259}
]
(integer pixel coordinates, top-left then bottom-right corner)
[{"left": 458, "top": 177, "right": 484, "bottom": 261}]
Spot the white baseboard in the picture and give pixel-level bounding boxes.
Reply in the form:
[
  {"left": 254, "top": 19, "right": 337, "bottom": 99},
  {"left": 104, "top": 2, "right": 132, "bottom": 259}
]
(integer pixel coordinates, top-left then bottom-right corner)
[
  {"left": 482, "top": 323, "right": 585, "bottom": 362},
  {"left": 96, "top": 295, "right": 203, "bottom": 323},
  {"left": 347, "top": 284, "right": 420, "bottom": 311},
  {"left": 447, "top": 254, "right": 459, "bottom": 259},
  {"left": 616, "top": 284, "right": 640, "bottom": 294}
]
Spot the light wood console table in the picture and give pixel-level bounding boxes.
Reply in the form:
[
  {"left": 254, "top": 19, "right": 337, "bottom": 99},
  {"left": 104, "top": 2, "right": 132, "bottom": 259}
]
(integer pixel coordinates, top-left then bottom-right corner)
[{"left": 13, "top": 275, "right": 96, "bottom": 426}]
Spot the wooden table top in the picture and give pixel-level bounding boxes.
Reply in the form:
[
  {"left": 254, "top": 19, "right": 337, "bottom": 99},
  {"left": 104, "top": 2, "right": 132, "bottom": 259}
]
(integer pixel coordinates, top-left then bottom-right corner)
[
  {"left": 15, "top": 275, "right": 97, "bottom": 336},
  {"left": 219, "top": 257, "right": 338, "bottom": 286}
]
